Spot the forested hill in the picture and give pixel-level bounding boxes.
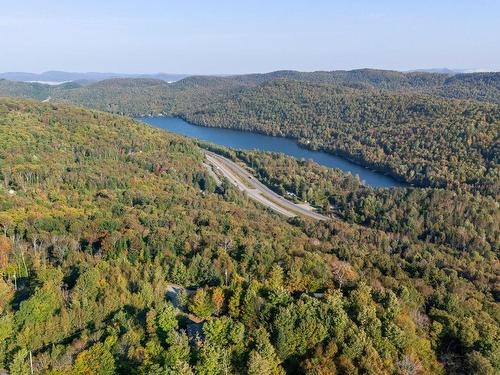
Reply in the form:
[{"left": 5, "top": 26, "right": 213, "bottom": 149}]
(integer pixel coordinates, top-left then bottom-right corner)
[
  {"left": 53, "top": 76, "right": 249, "bottom": 115},
  {"left": 1, "top": 98, "right": 498, "bottom": 374},
  {"left": 181, "top": 79, "right": 500, "bottom": 194},
  {"left": 1, "top": 71, "right": 499, "bottom": 192},
  {"left": 0, "top": 80, "right": 84, "bottom": 101},
  {"left": 1, "top": 69, "right": 500, "bottom": 106},
  {"left": 227, "top": 69, "right": 500, "bottom": 103}
]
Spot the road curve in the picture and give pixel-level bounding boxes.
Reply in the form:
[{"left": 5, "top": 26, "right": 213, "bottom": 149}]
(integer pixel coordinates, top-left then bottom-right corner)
[{"left": 204, "top": 151, "right": 329, "bottom": 221}]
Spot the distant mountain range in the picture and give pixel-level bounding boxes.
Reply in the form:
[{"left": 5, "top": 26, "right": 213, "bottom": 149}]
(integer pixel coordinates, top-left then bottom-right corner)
[
  {"left": 2, "top": 69, "right": 498, "bottom": 84},
  {"left": 1, "top": 69, "right": 499, "bottom": 108},
  {"left": 0, "top": 70, "right": 190, "bottom": 83},
  {"left": 409, "top": 68, "right": 496, "bottom": 74}
]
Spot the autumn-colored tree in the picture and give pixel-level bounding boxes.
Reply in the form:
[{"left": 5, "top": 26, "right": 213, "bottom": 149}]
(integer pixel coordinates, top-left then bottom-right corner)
[
  {"left": 0, "top": 235, "right": 11, "bottom": 271},
  {"left": 211, "top": 287, "right": 224, "bottom": 316},
  {"left": 267, "top": 264, "right": 284, "bottom": 290},
  {"left": 145, "top": 308, "right": 157, "bottom": 336},
  {"left": 330, "top": 259, "right": 356, "bottom": 290},
  {"left": 72, "top": 342, "right": 115, "bottom": 375}
]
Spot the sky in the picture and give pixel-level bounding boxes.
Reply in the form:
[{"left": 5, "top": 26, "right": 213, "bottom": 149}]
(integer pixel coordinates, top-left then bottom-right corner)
[{"left": 0, "top": 0, "right": 499, "bottom": 74}]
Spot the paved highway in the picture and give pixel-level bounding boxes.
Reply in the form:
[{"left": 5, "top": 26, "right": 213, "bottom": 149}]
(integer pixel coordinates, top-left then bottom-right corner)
[{"left": 204, "top": 151, "right": 329, "bottom": 220}]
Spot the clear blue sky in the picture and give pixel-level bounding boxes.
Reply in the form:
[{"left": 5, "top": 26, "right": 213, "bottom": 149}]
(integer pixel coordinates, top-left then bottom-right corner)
[{"left": 1, "top": 0, "right": 498, "bottom": 74}]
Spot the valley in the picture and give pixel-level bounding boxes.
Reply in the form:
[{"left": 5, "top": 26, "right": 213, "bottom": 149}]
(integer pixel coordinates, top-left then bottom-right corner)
[
  {"left": 2, "top": 69, "right": 498, "bottom": 192},
  {"left": 0, "top": 68, "right": 498, "bottom": 374},
  {"left": 140, "top": 116, "right": 407, "bottom": 188}
]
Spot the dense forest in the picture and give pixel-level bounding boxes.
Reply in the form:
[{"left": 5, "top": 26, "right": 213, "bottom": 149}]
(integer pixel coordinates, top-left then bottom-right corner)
[
  {"left": 1, "top": 70, "right": 499, "bottom": 193},
  {"left": 0, "top": 98, "right": 499, "bottom": 374},
  {"left": 182, "top": 79, "right": 499, "bottom": 194},
  {"left": 226, "top": 70, "right": 500, "bottom": 104},
  {"left": 227, "top": 148, "right": 498, "bottom": 257},
  {"left": 2, "top": 68, "right": 500, "bottom": 106}
]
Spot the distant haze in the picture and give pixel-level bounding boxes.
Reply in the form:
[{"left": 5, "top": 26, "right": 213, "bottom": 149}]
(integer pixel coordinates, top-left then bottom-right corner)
[
  {"left": 1, "top": 68, "right": 496, "bottom": 85},
  {"left": 1, "top": 1, "right": 499, "bottom": 74},
  {"left": 0, "top": 71, "right": 189, "bottom": 83}
]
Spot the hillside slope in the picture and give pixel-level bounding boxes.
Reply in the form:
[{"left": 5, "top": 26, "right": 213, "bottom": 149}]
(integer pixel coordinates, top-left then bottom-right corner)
[
  {"left": 181, "top": 79, "right": 500, "bottom": 193},
  {"left": 1, "top": 71, "right": 498, "bottom": 193},
  {"left": 210, "top": 69, "right": 500, "bottom": 103},
  {"left": 1, "top": 69, "right": 499, "bottom": 110},
  {"left": 0, "top": 98, "right": 498, "bottom": 374}
]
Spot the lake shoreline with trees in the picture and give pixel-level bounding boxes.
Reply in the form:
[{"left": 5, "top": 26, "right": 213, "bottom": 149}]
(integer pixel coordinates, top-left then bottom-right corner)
[
  {"left": 138, "top": 115, "right": 411, "bottom": 189},
  {"left": 2, "top": 69, "right": 497, "bottom": 193}
]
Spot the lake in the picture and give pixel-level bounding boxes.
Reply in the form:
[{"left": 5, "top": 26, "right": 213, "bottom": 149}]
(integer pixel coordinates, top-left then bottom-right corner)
[{"left": 138, "top": 117, "right": 408, "bottom": 188}]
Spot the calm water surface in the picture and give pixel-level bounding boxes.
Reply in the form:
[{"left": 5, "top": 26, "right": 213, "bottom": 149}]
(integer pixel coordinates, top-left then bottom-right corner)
[{"left": 139, "top": 117, "right": 408, "bottom": 188}]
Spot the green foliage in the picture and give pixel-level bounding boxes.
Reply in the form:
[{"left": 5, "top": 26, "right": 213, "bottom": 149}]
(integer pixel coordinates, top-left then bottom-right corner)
[
  {"left": 194, "top": 342, "right": 222, "bottom": 375},
  {"left": 156, "top": 303, "right": 178, "bottom": 343},
  {"left": 163, "top": 331, "right": 191, "bottom": 373},
  {"left": 184, "top": 79, "right": 499, "bottom": 194},
  {"left": 228, "top": 282, "right": 243, "bottom": 318},
  {"left": 0, "top": 98, "right": 497, "bottom": 374},
  {"left": 204, "top": 316, "right": 245, "bottom": 349},
  {"left": 237, "top": 150, "right": 499, "bottom": 256},
  {"left": 2, "top": 71, "right": 498, "bottom": 193},
  {"left": 188, "top": 288, "right": 215, "bottom": 319},
  {"left": 72, "top": 342, "right": 115, "bottom": 375},
  {"left": 8, "top": 349, "right": 30, "bottom": 375},
  {"left": 248, "top": 327, "right": 285, "bottom": 375}
]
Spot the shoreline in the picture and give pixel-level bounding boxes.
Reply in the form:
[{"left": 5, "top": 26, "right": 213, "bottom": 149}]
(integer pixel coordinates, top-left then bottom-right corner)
[{"left": 136, "top": 114, "right": 412, "bottom": 189}]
